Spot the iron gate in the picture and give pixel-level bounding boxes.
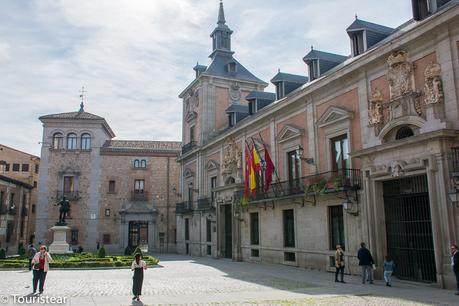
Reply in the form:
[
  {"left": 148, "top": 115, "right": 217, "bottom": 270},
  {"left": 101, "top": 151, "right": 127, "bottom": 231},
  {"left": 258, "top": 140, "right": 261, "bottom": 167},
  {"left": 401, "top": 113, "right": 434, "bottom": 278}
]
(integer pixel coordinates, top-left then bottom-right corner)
[{"left": 383, "top": 175, "right": 436, "bottom": 283}]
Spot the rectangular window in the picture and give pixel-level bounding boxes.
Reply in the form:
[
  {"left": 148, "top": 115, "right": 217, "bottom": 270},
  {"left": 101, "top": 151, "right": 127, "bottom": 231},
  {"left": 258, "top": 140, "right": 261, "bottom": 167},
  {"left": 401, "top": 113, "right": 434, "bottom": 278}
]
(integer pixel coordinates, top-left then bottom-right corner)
[
  {"left": 5, "top": 163, "right": 9, "bottom": 172},
  {"left": 284, "top": 252, "right": 296, "bottom": 262},
  {"left": 206, "top": 218, "right": 212, "bottom": 242},
  {"left": 207, "top": 245, "right": 212, "bottom": 255},
  {"left": 10, "top": 193, "right": 15, "bottom": 207},
  {"left": 287, "top": 150, "right": 301, "bottom": 192},
  {"left": 185, "top": 218, "right": 190, "bottom": 241},
  {"left": 108, "top": 180, "right": 116, "bottom": 193},
  {"left": 189, "top": 126, "right": 195, "bottom": 142},
  {"left": 250, "top": 212, "right": 259, "bottom": 245},
  {"left": 251, "top": 249, "right": 260, "bottom": 257},
  {"left": 210, "top": 176, "right": 217, "bottom": 203},
  {"left": 105, "top": 209, "right": 111, "bottom": 217},
  {"left": 329, "top": 205, "right": 345, "bottom": 250},
  {"left": 21, "top": 164, "right": 29, "bottom": 172},
  {"left": 309, "top": 60, "right": 319, "bottom": 81},
  {"left": 331, "top": 135, "right": 350, "bottom": 173},
  {"left": 35, "top": 164, "right": 39, "bottom": 174},
  {"left": 283, "top": 209, "right": 295, "bottom": 248},
  {"left": 134, "top": 179, "right": 145, "bottom": 193},
  {"left": 6, "top": 221, "right": 13, "bottom": 243},
  {"left": 63, "top": 176, "right": 75, "bottom": 193},
  {"left": 103, "top": 234, "right": 111, "bottom": 244},
  {"left": 32, "top": 204, "right": 36, "bottom": 213},
  {"left": 33, "top": 181, "right": 37, "bottom": 188},
  {"left": 71, "top": 229, "right": 79, "bottom": 244},
  {"left": 352, "top": 34, "right": 364, "bottom": 56},
  {"left": 0, "top": 191, "right": 4, "bottom": 210},
  {"left": 12, "top": 163, "right": 20, "bottom": 172}
]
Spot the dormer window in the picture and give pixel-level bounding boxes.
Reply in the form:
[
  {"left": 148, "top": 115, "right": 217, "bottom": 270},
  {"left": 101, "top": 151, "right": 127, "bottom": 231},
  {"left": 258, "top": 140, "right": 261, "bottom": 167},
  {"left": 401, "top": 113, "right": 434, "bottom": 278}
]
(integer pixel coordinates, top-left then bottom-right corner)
[
  {"left": 228, "top": 62, "right": 237, "bottom": 73},
  {"left": 412, "top": 0, "right": 449, "bottom": 21},
  {"left": 248, "top": 101, "right": 257, "bottom": 115},
  {"left": 228, "top": 113, "right": 236, "bottom": 127},
  {"left": 308, "top": 60, "right": 319, "bottom": 81},
  {"left": 351, "top": 32, "right": 365, "bottom": 56},
  {"left": 275, "top": 82, "right": 284, "bottom": 99}
]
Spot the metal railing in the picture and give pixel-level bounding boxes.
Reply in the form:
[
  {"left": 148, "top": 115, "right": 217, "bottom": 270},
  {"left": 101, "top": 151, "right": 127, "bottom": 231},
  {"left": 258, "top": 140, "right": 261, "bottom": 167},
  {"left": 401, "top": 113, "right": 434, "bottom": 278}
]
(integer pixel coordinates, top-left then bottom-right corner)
[
  {"left": 181, "top": 141, "right": 197, "bottom": 155},
  {"left": 176, "top": 201, "right": 193, "bottom": 214},
  {"left": 131, "top": 191, "right": 148, "bottom": 202},
  {"left": 243, "top": 168, "right": 362, "bottom": 203},
  {"left": 56, "top": 191, "right": 80, "bottom": 201}
]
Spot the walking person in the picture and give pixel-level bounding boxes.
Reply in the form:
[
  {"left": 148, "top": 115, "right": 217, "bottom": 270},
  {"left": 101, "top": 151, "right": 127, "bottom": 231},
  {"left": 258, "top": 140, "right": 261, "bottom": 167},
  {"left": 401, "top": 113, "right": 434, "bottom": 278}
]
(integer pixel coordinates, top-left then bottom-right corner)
[
  {"left": 31, "top": 245, "right": 53, "bottom": 295},
  {"left": 131, "top": 252, "right": 147, "bottom": 302},
  {"left": 27, "top": 244, "right": 37, "bottom": 271},
  {"left": 335, "top": 244, "right": 346, "bottom": 283},
  {"left": 358, "top": 242, "right": 375, "bottom": 284},
  {"left": 384, "top": 255, "right": 395, "bottom": 287},
  {"left": 451, "top": 244, "right": 459, "bottom": 295}
]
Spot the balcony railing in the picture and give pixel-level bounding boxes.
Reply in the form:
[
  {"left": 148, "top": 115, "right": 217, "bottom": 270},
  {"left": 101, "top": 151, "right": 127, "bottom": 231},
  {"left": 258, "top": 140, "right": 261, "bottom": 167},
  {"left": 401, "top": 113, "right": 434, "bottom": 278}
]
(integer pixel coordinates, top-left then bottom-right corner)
[
  {"left": 242, "top": 168, "right": 362, "bottom": 203},
  {"left": 7, "top": 205, "right": 16, "bottom": 215},
  {"left": 56, "top": 191, "right": 80, "bottom": 201},
  {"left": 131, "top": 191, "right": 148, "bottom": 202},
  {"left": 0, "top": 206, "right": 16, "bottom": 215},
  {"left": 196, "top": 197, "right": 214, "bottom": 211},
  {"left": 176, "top": 201, "right": 193, "bottom": 214},
  {"left": 181, "top": 141, "right": 197, "bottom": 155}
]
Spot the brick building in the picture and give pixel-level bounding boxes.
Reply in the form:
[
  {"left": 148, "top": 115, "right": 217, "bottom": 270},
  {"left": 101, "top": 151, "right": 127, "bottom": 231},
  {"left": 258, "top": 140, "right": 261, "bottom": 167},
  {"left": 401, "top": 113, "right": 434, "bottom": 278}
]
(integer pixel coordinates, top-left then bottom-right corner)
[
  {"left": 36, "top": 104, "right": 181, "bottom": 253},
  {"left": 176, "top": 0, "right": 459, "bottom": 289},
  {"left": 0, "top": 144, "right": 40, "bottom": 250}
]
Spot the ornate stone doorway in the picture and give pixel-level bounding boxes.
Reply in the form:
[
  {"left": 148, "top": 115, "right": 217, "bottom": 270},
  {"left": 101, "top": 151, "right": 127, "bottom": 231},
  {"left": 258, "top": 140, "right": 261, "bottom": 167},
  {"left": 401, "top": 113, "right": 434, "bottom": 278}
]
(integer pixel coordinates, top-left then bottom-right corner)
[
  {"left": 383, "top": 175, "right": 436, "bottom": 282},
  {"left": 128, "top": 221, "right": 149, "bottom": 252}
]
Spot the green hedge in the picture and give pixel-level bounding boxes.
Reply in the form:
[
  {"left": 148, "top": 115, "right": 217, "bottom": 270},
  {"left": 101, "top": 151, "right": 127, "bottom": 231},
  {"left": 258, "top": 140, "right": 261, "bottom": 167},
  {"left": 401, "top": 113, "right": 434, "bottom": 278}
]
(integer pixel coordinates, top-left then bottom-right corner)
[{"left": 0, "top": 253, "right": 158, "bottom": 269}]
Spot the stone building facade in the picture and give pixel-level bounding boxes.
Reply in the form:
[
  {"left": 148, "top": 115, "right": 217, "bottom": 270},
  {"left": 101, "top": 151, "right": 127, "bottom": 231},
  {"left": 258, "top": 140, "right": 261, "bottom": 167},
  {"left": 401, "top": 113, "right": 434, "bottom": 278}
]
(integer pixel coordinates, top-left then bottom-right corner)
[
  {"left": 0, "top": 144, "right": 40, "bottom": 249},
  {"left": 176, "top": 0, "right": 459, "bottom": 289},
  {"left": 36, "top": 106, "right": 181, "bottom": 253}
]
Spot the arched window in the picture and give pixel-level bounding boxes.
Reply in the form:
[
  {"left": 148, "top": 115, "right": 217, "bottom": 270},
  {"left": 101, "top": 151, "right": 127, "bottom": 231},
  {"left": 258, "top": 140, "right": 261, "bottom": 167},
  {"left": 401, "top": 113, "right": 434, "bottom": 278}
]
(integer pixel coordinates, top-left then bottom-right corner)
[
  {"left": 395, "top": 126, "right": 414, "bottom": 140},
  {"left": 80, "top": 133, "right": 91, "bottom": 150},
  {"left": 134, "top": 159, "right": 140, "bottom": 168},
  {"left": 52, "top": 133, "right": 63, "bottom": 149},
  {"left": 140, "top": 160, "right": 147, "bottom": 168},
  {"left": 67, "top": 133, "right": 77, "bottom": 150}
]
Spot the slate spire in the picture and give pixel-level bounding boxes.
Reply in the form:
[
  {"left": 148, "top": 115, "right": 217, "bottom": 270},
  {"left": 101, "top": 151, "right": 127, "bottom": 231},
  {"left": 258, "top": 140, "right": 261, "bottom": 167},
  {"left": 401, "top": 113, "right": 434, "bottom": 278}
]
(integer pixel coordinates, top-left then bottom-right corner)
[
  {"left": 217, "top": 0, "right": 226, "bottom": 25},
  {"left": 209, "top": 0, "right": 233, "bottom": 58}
]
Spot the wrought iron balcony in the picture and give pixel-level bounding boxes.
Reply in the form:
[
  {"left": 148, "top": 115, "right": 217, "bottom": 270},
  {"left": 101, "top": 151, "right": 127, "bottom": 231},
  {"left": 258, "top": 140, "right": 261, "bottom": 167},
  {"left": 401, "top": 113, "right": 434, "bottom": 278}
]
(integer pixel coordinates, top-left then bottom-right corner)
[
  {"left": 244, "top": 168, "right": 362, "bottom": 203},
  {"left": 56, "top": 191, "right": 80, "bottom": 201},
  {"left": 7, "top": 205, "right": 17, "bottom": 215},
  {"left": 196, "top": 197, "right": 214, "bottom": 211},
  {"left": 131, "top": 191, "right": 148, "bottom": 202},
  {"left": 176, "top": 201, "right": 193, "bottom": 214},
  {"left": 181, "top": 141, "right": 197, "bottom": 155}
]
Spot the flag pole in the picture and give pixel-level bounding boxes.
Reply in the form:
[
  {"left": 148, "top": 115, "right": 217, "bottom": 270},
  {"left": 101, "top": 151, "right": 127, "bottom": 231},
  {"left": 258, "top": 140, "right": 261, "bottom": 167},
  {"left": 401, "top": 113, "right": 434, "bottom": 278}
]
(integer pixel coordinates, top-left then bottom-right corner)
[{"left": 257, "top": 132, "right": 284, "bottom": 195}]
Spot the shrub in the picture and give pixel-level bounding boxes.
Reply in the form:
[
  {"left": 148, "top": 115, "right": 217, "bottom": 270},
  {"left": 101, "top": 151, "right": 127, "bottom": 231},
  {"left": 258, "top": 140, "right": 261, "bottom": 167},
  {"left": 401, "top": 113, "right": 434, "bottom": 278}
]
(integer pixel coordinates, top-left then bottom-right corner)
[
  {"left": 0, "top": 249, "right": 6, "bottom": 259},
  {"left": 17, "top": 243, "right": 26, "bottom": 256},
  {"left": 124, "top": 246, "right": 134, "bottom": 256},
  {"left": 98, "top": 246, "right": 106, "bottom": 258},
  {"left": 114, "top": 261, "right": 124, "bottom": 267}
]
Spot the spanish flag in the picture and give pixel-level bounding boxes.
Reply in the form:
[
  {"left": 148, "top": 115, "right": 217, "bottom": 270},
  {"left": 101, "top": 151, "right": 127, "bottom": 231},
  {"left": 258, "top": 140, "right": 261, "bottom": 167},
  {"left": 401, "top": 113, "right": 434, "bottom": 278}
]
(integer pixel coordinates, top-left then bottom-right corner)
[
  {"left": 244, "top": 143, "right": 257, "bottom": 196},
  {"left": 252, "top": 145, "right": 261, "bottom": 172}
]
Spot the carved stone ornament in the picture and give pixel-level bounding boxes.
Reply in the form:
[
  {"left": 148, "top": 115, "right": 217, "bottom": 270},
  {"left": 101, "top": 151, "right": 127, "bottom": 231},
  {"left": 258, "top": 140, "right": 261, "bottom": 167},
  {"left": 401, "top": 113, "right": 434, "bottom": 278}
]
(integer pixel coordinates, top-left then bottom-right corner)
[
  {"left": 387, "top": 50, "right": 414, "bottom": 100},
  {"left": 229, "top": 83, "right": 241, "bottom": 102},
  {"left": 185, "top": 89, "right": 199, "bottom": 122},
  {"left": 424, "top": 62, "right": 444, "bottom": 105},
  {"left": 390, "top": 161, "right": 405, "bottom": 178},
  {"left": 221, "top": 137, "right": 242, "bottom": 181},
  {"left": 368, "top": 89, "right": 383, "bottom": 125}
]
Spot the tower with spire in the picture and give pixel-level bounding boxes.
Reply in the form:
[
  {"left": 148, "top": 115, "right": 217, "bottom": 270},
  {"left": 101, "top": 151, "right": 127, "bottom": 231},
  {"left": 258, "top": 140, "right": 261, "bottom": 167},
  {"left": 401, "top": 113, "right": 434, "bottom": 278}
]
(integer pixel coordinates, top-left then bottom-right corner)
[{"left": 209, "top": 0, "right": 234, "bottom": 58}]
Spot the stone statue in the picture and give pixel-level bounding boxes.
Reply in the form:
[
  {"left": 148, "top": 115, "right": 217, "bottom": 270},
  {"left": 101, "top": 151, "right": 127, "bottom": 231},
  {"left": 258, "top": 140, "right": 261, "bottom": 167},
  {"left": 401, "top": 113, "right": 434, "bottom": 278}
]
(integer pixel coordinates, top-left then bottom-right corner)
[
  {"left": 368, "top": 89, "right": 383, "bottom": 125},
  {"left": 387, "top": 50, "right": 413, "bottom": 99},
  {"left": 55, "top": 196, "right": 70, "bottom": 225},
  {"left": 221, "top": 137, "right": 242, "bottom": 182},
  {"left": 424, "top": 62, "right": 444, "bottom": 105}
]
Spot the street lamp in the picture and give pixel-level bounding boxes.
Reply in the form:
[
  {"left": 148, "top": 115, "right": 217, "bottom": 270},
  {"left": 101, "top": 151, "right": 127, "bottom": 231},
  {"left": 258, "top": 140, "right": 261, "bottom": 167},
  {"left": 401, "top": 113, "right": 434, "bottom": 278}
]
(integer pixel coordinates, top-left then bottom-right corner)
[{"left": 298, "top": 146, "right": 314, "bottom": 165}]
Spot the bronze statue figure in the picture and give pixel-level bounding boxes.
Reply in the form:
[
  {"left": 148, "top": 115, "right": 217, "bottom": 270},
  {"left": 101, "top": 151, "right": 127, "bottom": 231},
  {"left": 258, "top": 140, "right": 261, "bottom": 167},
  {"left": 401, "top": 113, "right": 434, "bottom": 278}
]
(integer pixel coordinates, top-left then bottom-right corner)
[{"left": 55, "top": 196, "right": 70, "bottom": 225}]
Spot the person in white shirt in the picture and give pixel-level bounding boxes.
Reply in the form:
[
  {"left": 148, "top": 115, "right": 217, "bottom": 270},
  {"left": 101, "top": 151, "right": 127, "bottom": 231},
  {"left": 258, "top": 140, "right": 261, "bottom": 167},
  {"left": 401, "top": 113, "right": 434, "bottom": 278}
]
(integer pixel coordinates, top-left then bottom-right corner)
[{"left": 131, "top": 253, "right": 147, "bottom": 301}]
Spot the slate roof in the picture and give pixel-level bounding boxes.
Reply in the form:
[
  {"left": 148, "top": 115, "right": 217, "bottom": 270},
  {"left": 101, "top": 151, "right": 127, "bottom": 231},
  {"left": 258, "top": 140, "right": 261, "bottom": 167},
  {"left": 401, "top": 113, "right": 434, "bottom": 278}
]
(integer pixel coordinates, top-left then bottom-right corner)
[
  {"left": 347, "top": 18, "right": 394, "bottom": 34},
  {"left": 225, "top": 104, "right": 249, "bottom": 113},
  {"left": 270, "top": 72, "right": 308, "bottom": 84},
  {"left": 246, "top": 91, "right": 276, "bottom": 101},
  {"left": 203, "top": 52, "right": 267, "bottom": 85},
  {"left": 39, "top": 111, "right": 104, "bottom": 120},
  {"left": 101, "top": 140, "right": 181, "bottom": 154},
  {"left": 302, "top": 49, "right": 348, "bottom": 63}
]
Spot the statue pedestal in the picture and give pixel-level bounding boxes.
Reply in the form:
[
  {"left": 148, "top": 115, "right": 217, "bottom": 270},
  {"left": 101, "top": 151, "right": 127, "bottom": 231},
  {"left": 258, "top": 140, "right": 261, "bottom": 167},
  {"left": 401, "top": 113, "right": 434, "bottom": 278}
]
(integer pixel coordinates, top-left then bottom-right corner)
[{"left": 49, "top": 226, "right": 72, "bottom": 254}]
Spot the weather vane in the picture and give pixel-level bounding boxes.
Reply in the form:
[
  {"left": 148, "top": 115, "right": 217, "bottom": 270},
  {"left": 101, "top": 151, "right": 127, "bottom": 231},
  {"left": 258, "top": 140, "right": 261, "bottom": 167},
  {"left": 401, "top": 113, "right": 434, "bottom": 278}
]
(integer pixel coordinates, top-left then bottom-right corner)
[{"left": 79, "top": 86, "right": 87, "bottom": 112}]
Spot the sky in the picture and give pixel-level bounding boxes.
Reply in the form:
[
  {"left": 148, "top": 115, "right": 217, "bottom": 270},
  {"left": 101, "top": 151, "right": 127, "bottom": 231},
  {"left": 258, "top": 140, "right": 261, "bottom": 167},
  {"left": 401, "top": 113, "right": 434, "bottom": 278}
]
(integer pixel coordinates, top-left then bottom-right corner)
[{"left": 0, "top": 0, "right": 413, "bottom": 156}]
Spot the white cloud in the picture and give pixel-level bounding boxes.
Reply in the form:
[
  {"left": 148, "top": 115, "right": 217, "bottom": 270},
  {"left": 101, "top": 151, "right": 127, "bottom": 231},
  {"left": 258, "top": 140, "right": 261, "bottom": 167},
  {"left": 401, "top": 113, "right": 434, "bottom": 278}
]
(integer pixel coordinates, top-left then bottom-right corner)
[{"left": 0, "top": 0, "right": 413, "bottom": 156}]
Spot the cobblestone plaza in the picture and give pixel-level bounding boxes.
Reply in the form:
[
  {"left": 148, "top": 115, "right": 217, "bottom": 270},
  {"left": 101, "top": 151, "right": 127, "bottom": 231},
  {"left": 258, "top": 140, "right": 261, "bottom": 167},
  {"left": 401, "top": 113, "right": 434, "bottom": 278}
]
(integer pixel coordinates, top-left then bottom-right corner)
[{"left": 0, "top": 254, "right": 458, "bottom": 305}]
